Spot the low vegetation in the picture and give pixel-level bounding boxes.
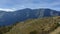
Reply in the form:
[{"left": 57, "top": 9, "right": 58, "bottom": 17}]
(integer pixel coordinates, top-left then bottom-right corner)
[
  {"left": 5, "top": 16, "right": 60, "bottom": 34},
  {"left": 0, "top": 25, "right": 12, "bottom": 34},
  {"left": 0, "top": 16, "right": 60, "bottom": 34}
]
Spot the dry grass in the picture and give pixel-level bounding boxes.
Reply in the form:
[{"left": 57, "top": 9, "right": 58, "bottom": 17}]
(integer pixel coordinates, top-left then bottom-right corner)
[
  {"left": 5, "top": 16, "right": 60, "bottom": 34},
  {"left": 49, "top": 27, "right": 60, "bottom": 34}
]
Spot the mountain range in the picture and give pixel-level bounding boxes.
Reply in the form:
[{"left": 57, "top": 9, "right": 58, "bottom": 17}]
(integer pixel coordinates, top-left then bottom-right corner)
[{"left": 0, "top": 8, "right": 60, "bottom": 26}]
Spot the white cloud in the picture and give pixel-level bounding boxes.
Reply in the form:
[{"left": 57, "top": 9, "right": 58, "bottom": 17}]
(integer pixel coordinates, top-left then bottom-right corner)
[
  {"left": 0, "top": 0, "right": 60, "bottom": 11},
  {"left": 0, "top": 8, "right": 15, "bottom": 11}
]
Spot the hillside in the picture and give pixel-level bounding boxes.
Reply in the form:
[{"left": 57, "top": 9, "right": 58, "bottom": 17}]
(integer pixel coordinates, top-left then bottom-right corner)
[
  {"left": 0, "top": 8, "right": 60, "bottom": 25},
  {"left": 49, "top": 27, "right": 60, "bottom": 34},
  {"left": 5, "top": 16, "right": 60, "bottom": 34}
]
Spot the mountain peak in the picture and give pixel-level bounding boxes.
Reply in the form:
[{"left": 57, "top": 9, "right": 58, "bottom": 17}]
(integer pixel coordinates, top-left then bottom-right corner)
[{"left": 23, "top": 8, "right": 32, "bottom": 10}]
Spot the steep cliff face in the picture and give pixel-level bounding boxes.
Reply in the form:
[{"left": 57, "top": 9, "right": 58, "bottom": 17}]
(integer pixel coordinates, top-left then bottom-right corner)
[{"left": 5, "top": 16, "right": 60, "bottom": 34}]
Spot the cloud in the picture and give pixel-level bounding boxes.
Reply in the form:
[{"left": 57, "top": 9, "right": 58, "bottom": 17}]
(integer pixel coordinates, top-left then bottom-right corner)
[
  {"left": 0, "top": 0, "right": 60, "bottom": 11},
  {"left": 12, "top": 0, "right": 60, "bottom": 10},
  {"left": 0, "top": 8, "right": 15, "bottom": 11}
]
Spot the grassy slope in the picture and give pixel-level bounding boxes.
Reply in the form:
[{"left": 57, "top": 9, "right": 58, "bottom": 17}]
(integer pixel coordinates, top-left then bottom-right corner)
[
  {"left": 5, "top": 16, "right": 60, "bottom": 34},
  {"left": 49, "top": 27, "right": 60, "bottom": 34},
  {"left": 0, "top": 25, "right": 13, "bottom": 34}
]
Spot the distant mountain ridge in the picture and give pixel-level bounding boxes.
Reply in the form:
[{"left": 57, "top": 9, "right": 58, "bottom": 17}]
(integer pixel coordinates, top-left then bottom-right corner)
[{"left": 0, "top": 8, "right": 60, "bottom": 25}]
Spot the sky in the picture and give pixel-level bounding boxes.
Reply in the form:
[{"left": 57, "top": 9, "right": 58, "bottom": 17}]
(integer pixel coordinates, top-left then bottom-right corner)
[{"left": 0, "top": 0, "right": 60, "bottom": 11}]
